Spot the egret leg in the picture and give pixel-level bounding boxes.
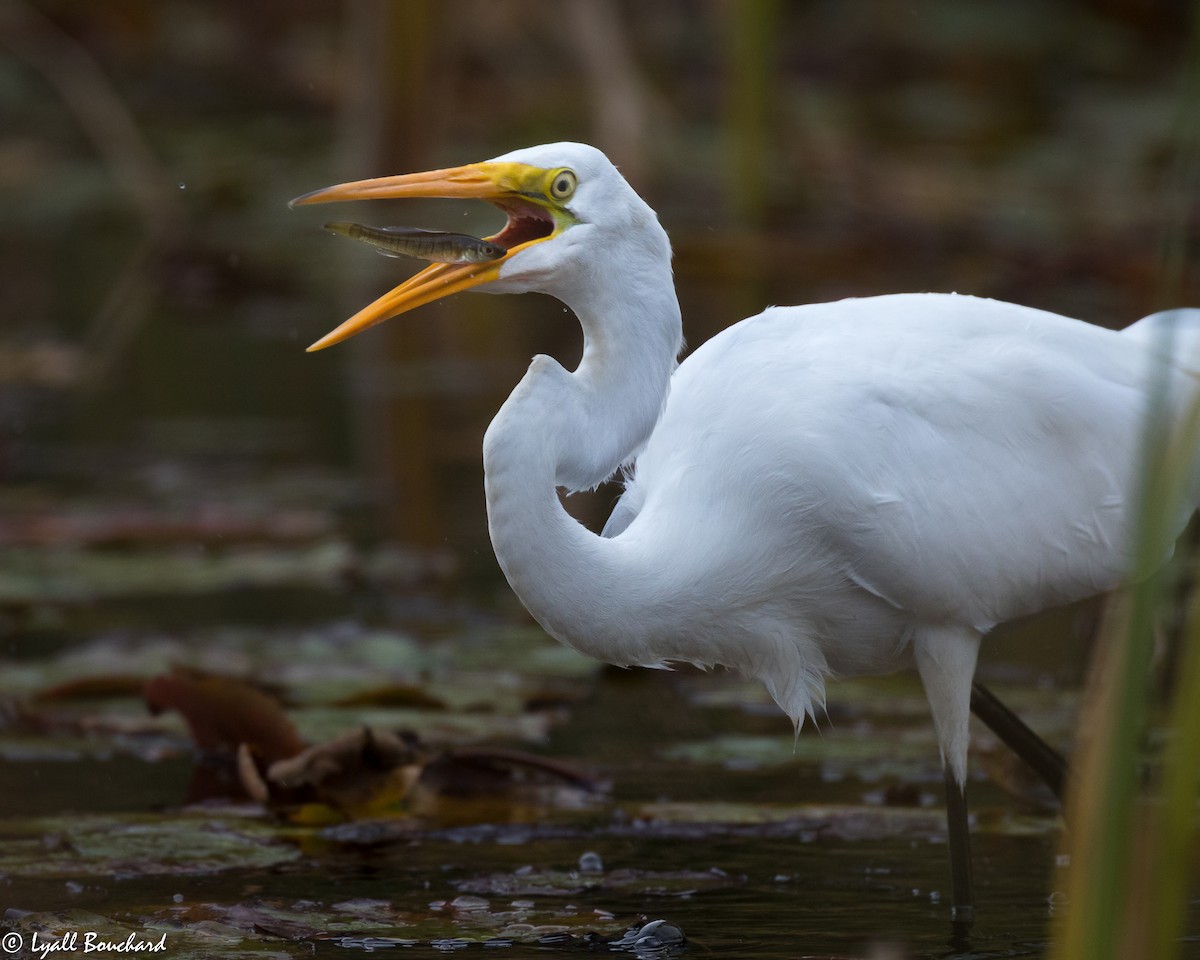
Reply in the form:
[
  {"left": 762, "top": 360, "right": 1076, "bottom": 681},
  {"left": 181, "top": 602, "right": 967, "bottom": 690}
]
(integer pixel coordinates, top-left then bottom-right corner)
[
  {"left": 943, "top": 768, "right": 975, "bottom": 938},
  {"left": 970, "top": 681, "right": 1067, "bottom": 803},
  {"left": 914, "top": 626, "right": 982, "bottom": 938}
]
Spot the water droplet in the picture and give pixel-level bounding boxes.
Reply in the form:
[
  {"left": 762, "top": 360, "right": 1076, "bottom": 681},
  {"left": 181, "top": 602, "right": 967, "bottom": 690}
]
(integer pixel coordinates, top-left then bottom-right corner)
[{"left": 578, "top": 851, "right": 603, "bottom": 873}]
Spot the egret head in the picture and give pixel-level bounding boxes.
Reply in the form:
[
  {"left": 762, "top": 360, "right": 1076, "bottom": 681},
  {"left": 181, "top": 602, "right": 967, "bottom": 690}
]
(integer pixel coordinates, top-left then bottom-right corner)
[{"left": 291, "top": 142, "right": 664, "bottom": 351}]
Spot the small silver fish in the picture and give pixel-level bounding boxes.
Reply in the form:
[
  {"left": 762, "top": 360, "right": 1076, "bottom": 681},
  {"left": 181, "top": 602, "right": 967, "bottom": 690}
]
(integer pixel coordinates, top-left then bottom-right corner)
[{"left": 324, "top": 221, "right": 505, "bottom": 264}]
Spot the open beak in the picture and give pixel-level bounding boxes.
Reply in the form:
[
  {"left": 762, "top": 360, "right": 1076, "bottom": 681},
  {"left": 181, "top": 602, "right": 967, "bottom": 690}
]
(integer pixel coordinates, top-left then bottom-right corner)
[{"left": 290, "top": 161, "right": 559, "bottom": 351}]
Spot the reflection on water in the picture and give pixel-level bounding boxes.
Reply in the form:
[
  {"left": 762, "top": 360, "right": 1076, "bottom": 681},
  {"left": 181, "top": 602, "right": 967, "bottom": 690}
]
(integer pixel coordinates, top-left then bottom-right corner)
[
  {"left": 0, "top": 661, "right": 1061, "bottom": 959},
  {"left": 0, "top": 558, "right": 1071, "bottom": 956}
]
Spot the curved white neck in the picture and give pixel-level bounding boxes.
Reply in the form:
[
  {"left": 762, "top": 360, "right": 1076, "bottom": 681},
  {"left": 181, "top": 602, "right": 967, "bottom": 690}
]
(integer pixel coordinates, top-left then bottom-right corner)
[{"left": 481, "top": 263, "right": 681, "bottom": 662}]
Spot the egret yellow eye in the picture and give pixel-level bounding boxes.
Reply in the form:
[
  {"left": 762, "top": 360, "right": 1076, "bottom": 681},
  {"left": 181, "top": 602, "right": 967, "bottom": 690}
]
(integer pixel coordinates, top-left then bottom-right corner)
[{"left": 548, "top": 169, "right": 578, "bottom": 201}]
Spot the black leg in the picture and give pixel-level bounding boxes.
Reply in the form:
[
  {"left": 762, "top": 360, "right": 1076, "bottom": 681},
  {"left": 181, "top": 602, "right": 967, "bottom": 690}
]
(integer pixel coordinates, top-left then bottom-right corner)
[
  {"left": 970, "top": 681, "right": 1067, "bottom": 803},
  {"left": 944, "top": 768, "right": 975, "bottom": 946}
]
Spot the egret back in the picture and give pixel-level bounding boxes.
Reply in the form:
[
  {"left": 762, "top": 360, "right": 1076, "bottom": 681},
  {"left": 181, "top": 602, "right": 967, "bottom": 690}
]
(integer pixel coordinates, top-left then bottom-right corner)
[{"left": 615, "top": 294, "right": 1200, "bottom": 665}]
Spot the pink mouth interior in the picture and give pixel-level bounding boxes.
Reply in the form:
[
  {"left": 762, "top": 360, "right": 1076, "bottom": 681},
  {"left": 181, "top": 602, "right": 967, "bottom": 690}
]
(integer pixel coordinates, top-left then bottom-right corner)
[{"left": 490, "top": 199, "right": 556, "bottom": 250}]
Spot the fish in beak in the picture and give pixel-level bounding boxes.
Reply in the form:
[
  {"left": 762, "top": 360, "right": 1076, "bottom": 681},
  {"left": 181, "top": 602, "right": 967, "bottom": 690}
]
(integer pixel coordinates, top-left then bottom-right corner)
[{"left": 290, "top": 161, "right": 578, "bottom": 351}]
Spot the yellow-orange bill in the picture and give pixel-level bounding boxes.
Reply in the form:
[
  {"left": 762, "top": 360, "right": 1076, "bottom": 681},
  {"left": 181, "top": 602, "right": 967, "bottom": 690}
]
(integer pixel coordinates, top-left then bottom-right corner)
[
  {"left": 292, "top": 160, "right": 554, "bottom": 351},
  {"left": 306, "top": 260, "right": 501, "bottom": 352},
  {"left": 289, "top": 163, "right": 510, "bottom": 208}
]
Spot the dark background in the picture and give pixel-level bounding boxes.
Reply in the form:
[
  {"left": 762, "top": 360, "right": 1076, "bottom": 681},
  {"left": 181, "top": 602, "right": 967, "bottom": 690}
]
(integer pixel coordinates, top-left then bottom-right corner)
[{"left": 2, "top": 0, "right": 1197, "bottom": 626}]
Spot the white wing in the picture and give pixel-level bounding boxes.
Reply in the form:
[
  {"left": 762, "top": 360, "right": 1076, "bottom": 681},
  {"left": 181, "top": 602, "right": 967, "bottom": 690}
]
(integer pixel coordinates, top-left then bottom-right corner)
[{"left": 618, "top": 293, "right": 1200, "bottom": 634}]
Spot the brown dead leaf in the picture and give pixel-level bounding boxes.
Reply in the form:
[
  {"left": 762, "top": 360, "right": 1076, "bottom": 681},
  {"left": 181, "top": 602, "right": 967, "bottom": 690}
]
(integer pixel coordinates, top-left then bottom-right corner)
[
  {"left": 145, "top": 670, "right": 598, "bottom": 820},
  {"left": 331, "top": 683, "right": 448, "bottom": 711},
  {"left": 143, "top": 669, "right": 304, "bottom": 763},
  {"left": 431, "top": 748, "right": 600, "bottom": 794},
  {"left": 975, "top": 737, "right": 1062, "bottom": 813},
  {"left": 263, "top": 727, "right": 427, "bottom": 818},
  {"left": 36, "top": 674, "right": 147, "bottom": 701}
]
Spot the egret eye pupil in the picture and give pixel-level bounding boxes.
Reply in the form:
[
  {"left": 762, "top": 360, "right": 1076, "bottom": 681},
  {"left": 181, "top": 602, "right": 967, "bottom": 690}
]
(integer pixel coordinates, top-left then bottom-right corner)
[{"left": 550, "top": 170, "right": 576, "bottom": 199}]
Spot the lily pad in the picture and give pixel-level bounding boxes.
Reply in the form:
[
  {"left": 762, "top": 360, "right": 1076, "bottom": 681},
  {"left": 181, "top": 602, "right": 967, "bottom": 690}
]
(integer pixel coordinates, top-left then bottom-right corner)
[
  {"left": 2, "top": 909, "right": 303, "bottom": 959},
  {"left": 0, "top": 811, "right": 299, "bottom": 879},
  {"left": 1, "top": 897, "right": 645, "bottom": 955},
  {"left": 0, "top": 542, "right": 357, "bottom": 604},
  {"left": 3, "top": 897, "right": 688, "bottom": 956},
  {"left": 627, "top": 800, "right": 1057, "bottom": 840},
  {"left": 662, "top": 730, "right": 938, "bottom": 783},
  {"left": 455, "top": 864, "right": 739, "bottom": 898}
]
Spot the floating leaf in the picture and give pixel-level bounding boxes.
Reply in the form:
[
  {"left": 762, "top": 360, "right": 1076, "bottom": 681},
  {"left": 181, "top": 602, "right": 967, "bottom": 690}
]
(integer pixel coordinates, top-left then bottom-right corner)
[
  {"left": 330, "top": 683, "right": 448, "bottom": 710},
  {"left": 35, "top": 675, "right": 148, "bottom": 701},
  {"left": 455, "top": 865, "right": 738, "bottom": 898},
  {"left": 144, "top": 669, "right": 305, "bottom": 763},
  {"left": 0, "top": 811, "right": 299, "bottom": 879},
  {"left": 261, "top": 726, "right": 425, "bottom": 818}
]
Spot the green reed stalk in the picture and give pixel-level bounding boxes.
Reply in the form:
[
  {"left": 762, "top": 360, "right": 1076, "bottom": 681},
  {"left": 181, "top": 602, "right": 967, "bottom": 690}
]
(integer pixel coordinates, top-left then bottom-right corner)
[
  {"left": 1051, "top": 324, "right": 1182, "bottom": 960},
  {"left": 1148, "top": 585, "right": 1200, "bottom": 958}
]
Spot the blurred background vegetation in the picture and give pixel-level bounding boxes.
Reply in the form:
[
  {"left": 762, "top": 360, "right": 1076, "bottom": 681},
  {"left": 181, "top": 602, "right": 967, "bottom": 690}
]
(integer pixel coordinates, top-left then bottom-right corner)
[{"left": 1, "top": 0, "right": 1197, "bottom": 618}]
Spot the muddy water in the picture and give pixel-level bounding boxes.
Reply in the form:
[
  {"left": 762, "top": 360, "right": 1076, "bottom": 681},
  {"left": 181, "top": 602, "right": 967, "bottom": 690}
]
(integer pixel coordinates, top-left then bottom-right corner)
[{"left": 0, "top": 585, "right": 1068, "bottom": 959}]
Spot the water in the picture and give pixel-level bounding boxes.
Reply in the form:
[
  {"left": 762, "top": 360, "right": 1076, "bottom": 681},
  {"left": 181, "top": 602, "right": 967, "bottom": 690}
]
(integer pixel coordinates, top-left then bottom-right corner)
[
  {"left": 0, "top": 613, "right": 1064, "bottom": 958},
  {"left": 0, "top": 716, "right": 1059, "bottom": 960}
]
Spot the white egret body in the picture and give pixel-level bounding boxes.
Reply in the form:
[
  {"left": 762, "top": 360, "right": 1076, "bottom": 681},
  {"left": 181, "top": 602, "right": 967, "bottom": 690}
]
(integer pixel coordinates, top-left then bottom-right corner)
[{"left": 293, "top": 142, "right": 1200, "bottom": 932}]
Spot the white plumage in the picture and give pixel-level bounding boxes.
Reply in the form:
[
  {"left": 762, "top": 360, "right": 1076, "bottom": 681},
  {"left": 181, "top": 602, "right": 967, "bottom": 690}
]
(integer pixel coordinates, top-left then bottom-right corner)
[
  {"left": 294, "top": 142, "right": 1200, "bottom": 929},
  {"left": 487, "top": 287, "right": 1198, "bottom": 772}
]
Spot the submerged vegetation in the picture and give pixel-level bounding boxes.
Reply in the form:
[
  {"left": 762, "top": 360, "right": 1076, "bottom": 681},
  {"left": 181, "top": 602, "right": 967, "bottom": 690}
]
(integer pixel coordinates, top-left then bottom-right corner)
[{"left": 0, "top": 610, "right": 1067, "bottom": 955}]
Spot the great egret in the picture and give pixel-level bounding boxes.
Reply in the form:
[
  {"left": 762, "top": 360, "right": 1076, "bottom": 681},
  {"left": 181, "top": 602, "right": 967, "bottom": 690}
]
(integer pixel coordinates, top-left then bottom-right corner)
[{"left": 292, "top": 142, "right": 1199, "bottom": 934}]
